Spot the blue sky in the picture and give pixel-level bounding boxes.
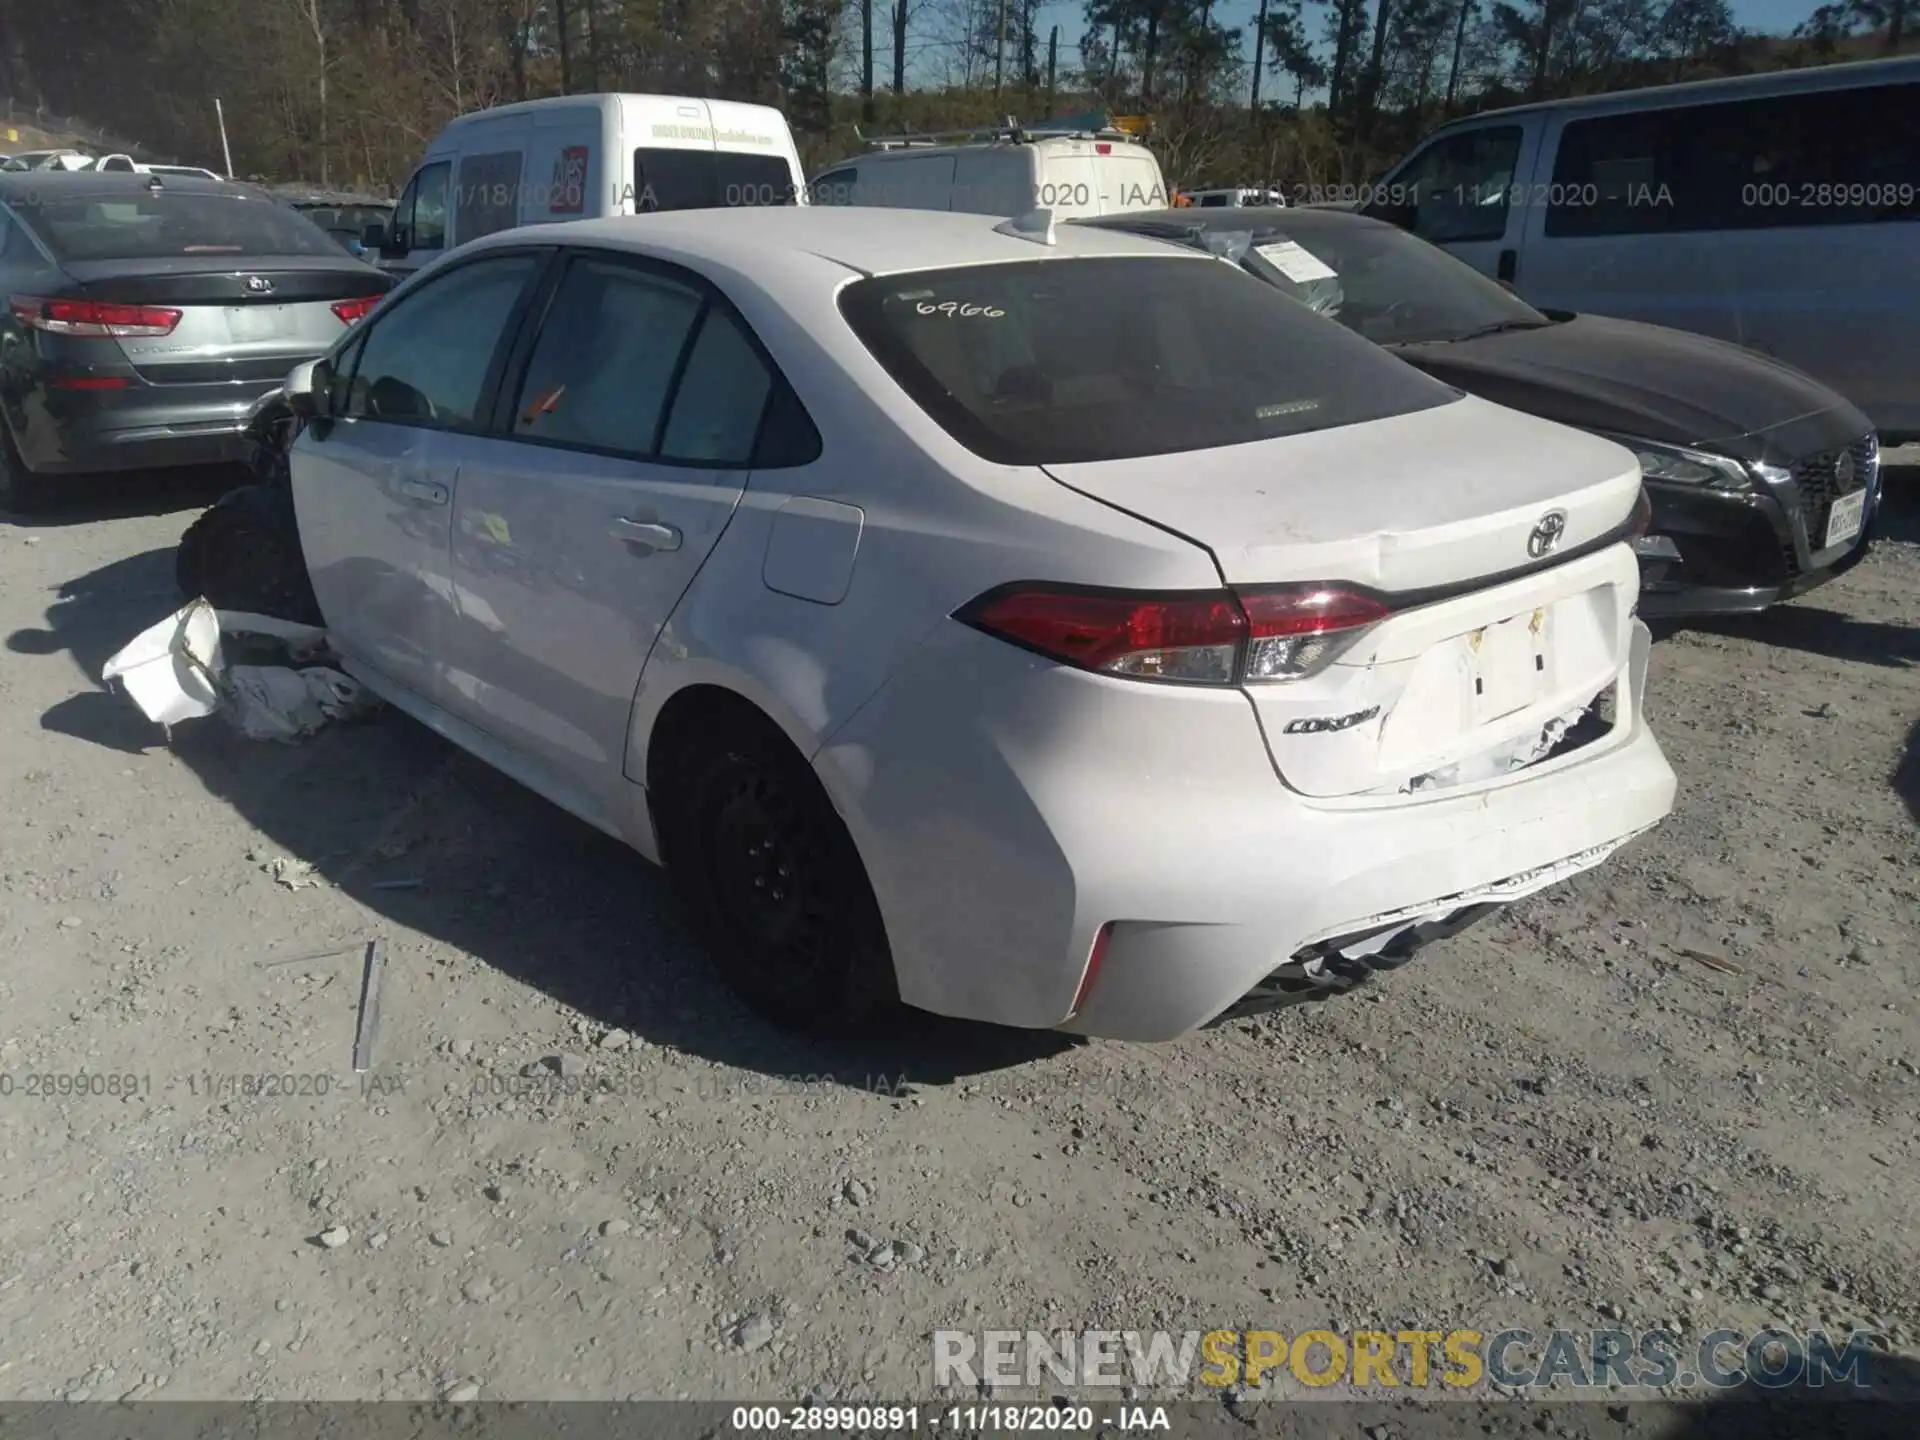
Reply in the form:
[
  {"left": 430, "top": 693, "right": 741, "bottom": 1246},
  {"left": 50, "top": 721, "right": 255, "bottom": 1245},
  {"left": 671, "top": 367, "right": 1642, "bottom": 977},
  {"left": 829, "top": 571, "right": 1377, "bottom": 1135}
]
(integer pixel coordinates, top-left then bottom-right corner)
[{"left": 1016, "top": 0, "right": 1820, "bottom": 72}]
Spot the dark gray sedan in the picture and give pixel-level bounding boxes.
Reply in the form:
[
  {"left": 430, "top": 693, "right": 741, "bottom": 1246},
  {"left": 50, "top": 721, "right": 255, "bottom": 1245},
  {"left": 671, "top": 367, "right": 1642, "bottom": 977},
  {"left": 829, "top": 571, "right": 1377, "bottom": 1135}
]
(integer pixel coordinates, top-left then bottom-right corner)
[
  {"left": 0, "top": 172, "right": 393, "bottom": 511},
  {"left": 1082, "top": 206, "right": 1882, "bottom": 619}
]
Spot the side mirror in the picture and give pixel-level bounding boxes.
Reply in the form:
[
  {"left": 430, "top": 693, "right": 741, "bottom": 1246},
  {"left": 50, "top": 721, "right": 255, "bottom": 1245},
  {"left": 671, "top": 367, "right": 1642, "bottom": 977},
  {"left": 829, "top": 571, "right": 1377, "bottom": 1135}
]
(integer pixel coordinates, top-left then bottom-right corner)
[
  {"left": 379, "top": 223, "right": 409, "bottom": 259},
  {"left": 283, "top": 358, "right": 331, "bottom": 420},
  {"left": 360, "top": 221, "right": 388, "bottom": 251}
]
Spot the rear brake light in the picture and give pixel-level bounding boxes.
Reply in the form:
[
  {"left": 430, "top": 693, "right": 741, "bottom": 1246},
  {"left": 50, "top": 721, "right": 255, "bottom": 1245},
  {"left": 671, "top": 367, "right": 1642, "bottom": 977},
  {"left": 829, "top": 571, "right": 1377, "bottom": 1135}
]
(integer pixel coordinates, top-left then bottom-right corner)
[
  {"left": 957, "top": 582, "right": 1390, "bottom": 685},
  {"left": 331, "top": 295, "right": 382, "bottom": 325},
  {"left": 1095, "top": 142, "right": 1113, "bottom": 155},
  {"left": 10, "top": 296, "right": 182, "bottom": 337}
]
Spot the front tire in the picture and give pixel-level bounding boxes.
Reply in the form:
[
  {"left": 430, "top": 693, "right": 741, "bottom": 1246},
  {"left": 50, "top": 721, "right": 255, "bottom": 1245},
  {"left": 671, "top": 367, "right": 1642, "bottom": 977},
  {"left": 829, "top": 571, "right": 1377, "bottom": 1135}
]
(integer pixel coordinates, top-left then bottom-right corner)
[
  {"left": 657, "top": 711, "right": 900, "bottom": 1034},
  {"left": 175, "top": 490, "right": 323, "bottom": 624}
]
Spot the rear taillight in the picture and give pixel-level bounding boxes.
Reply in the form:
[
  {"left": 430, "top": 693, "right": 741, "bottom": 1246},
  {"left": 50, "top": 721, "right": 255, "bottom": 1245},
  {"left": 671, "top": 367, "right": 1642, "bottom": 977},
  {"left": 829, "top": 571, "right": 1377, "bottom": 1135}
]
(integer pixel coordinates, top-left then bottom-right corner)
[
  {"left": 331, "top": 295, "right": 382, "bottom": 325},
  {"left": 958, "top": 582, "right": 1390, "bottom": 685},
  {"left": 1625, "top": 486, "right": 1653, "bottom": 541},
  {"left": 10, "top": 296, "right": 182, "bottom": 337}
]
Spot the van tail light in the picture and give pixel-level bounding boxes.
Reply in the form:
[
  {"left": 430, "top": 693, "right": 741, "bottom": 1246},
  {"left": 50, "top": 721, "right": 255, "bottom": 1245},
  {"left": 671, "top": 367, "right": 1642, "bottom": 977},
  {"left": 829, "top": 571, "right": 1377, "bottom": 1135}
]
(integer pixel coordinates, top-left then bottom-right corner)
[
  {"left": 957, "top": 583, "right": 1390, "bottom": 685},
  {"left": 1625, "top": 485, "right": 1653, "bottom": 541},
  {"left": 331, "top": 295, "right": 382, "bottom": 325},
  {"left": 10, "top": 296, "right": 182, "bottom": 337},
  {"left": 1095, "top": 142, "right": 1113, "bottom": 155}
]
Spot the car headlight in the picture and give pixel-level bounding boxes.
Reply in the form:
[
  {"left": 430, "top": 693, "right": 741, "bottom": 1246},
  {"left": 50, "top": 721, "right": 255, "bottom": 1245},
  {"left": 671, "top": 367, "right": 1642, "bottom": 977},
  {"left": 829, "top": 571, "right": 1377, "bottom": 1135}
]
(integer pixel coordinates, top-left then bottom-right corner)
[{"left": 1603, "top": 435, "right": 1750, "bottom": 491}]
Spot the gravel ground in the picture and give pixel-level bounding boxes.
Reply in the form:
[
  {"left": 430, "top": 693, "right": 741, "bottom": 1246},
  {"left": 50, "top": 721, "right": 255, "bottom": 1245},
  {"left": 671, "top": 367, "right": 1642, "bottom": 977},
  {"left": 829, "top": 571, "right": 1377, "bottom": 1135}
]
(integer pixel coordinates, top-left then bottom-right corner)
[{"left": 0, "top": 461, "right": 1915, "bottom": 1408}]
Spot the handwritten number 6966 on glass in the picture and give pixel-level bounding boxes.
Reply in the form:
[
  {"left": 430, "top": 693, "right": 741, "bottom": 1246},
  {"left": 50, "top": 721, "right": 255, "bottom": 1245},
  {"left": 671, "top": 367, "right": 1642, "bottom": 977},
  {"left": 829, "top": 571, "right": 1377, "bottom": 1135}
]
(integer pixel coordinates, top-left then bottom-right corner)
[{"left": 916, "top": 301, "right": 1005, "bottom": 318}]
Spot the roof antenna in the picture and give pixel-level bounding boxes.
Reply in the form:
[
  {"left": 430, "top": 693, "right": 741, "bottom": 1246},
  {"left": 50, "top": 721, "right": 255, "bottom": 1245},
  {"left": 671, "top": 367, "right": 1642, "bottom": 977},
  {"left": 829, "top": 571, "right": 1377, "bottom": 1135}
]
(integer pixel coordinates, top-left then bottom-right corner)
[{"left": 993, "top": 207, "right": 1056, "bottom": 246}]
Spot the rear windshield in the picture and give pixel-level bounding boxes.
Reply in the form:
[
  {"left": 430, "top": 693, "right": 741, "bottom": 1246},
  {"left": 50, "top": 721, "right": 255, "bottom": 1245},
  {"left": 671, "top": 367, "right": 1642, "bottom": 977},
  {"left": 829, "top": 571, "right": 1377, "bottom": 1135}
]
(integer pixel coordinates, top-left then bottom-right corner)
[
  {"left": 839, "top": 255, "right": 1458, "bottom": 465},
  {"left": 14, "top": 191, "right": 344, "bottom": 261},
  {"left": 634, "top": 148, "right": 799, "bottom": 211}
]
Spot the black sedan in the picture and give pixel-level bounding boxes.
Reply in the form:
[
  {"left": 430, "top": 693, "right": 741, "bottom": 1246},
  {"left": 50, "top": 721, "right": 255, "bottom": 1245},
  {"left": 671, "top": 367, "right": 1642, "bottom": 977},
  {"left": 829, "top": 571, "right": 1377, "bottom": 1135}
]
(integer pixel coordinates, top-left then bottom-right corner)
[
  {"left": 1082, "top": 206, "right": 1882, "bottom": 618},
  {"left": 0, "top": 172, "right": 393, "bottom": 512}
]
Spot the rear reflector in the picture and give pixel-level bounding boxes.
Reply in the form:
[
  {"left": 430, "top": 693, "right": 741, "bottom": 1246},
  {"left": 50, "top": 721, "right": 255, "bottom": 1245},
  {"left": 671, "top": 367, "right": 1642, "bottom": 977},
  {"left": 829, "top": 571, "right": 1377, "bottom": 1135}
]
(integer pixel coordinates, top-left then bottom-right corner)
[
  {"left": 10, "top": 296, "right": 182, "bottom": 337},
  {"left": 958, "top": 582, "right": 1390, "bottom": 685},
  {"left": 331, "top": 295, "right": 382, "bottom": 325},
  {"left": 49, "top": 375, "right": 130, "bottom": 390},
  {"left": 1070, "top": 924, "right": 1113, "bottom": 1017}
]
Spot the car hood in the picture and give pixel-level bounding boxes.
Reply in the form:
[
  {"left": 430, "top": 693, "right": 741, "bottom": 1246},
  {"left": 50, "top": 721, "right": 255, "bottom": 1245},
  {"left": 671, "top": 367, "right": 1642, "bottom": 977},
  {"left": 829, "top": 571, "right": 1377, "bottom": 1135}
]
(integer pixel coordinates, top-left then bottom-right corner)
[{"left": 1392, "top": 313, "right": 1873, "bottom": 463}]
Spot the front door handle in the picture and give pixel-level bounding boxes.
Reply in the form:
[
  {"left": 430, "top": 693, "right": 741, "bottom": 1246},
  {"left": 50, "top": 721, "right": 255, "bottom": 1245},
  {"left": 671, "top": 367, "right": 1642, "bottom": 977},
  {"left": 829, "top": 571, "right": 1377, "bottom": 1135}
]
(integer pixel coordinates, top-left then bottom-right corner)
[
  {"left": 399, "top": 477, "right": 449, "bottom": 505},
  {"left": 610, "top": 517, "right": 681, "bottom": 552}
]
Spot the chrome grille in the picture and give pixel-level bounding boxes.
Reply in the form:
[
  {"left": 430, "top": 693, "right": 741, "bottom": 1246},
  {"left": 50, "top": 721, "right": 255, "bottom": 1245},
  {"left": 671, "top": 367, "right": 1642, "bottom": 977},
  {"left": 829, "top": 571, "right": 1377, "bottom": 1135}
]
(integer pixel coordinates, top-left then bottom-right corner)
[{"left": 1789, "top": 433, "right": 1877, "bottom": 565}]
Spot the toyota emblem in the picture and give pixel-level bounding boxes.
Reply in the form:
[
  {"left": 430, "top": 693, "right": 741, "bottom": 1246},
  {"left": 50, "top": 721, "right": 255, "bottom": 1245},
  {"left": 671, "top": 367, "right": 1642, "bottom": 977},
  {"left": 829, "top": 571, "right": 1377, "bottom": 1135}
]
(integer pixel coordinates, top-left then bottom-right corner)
[
  {"left": 1527, "top": 510, "right": 1568, "bottom": 558},
  {"left": 244, "top": 274, "right": 274, "bottom": 294},
  {"left": 1834, "top": 451, "right": 1855, "bottom": 490}
]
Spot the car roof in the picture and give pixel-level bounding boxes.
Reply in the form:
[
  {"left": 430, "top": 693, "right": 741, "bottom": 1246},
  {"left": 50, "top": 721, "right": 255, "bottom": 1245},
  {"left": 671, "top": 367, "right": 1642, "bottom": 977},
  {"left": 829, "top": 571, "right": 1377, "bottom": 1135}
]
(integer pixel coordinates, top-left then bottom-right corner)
[
  {"left": 491, "top": 205, "right": 1205, "bottom": 278},
  {"left": 0, "top": 171, "right": 269, "bottom": 201}
]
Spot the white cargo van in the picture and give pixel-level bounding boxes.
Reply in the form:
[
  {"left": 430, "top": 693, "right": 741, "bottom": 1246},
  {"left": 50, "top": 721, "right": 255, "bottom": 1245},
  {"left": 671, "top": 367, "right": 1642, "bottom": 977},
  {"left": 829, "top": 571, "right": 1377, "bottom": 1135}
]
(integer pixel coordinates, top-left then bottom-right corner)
[
  {"left": 1361, "top": 54, "right": 1920, "bottom": 441},
  {"left": 372, "top": 92, "right": 807, "bottom": 278},
  {"left": 810, "top": 122, "right": 1169, "bottom": 219}
]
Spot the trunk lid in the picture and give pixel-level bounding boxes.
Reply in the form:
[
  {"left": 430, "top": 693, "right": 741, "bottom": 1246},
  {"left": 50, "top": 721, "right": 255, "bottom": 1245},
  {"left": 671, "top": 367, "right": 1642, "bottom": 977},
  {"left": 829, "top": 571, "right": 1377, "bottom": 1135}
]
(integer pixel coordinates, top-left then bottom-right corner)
[
  {"left": 1043, "top": 394, "right": 1646, "bottom": 798},
  {"left": 59, "top": 256, "right": 390, "bottom": 385}
]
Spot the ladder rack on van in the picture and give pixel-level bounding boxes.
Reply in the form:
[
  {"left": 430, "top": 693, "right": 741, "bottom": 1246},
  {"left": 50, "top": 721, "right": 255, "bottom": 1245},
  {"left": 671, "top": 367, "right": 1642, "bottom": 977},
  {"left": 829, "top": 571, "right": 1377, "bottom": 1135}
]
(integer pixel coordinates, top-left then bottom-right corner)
[{"left": 854, "top": 117, "right": 1141, "bottom": 150}]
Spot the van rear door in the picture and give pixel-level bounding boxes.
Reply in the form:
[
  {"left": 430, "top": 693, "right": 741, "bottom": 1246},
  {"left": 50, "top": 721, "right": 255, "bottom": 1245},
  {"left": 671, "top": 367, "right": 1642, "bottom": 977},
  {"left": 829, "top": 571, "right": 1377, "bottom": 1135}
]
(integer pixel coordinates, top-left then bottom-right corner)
[{"left": 1095, "top": 146, "right": 1170, "bottom": 214}]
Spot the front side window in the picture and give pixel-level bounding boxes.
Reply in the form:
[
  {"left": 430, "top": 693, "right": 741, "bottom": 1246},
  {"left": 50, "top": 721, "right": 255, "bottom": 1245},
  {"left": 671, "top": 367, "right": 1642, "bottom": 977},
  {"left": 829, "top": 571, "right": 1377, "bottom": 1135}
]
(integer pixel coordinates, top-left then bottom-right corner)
[
  {"left": 840, "top": 255, "right": 1458, "bottom": 466},
  {"left": 811, "top": 167, "right": 858, "bottom": 206},
  {"left": 340, "top": 252, "right": 539, "bottom": 427},
  {"left": 408, "top": 161, "right": 450, "bottom": 250},
  {"left": 1393, "top": 126, "right": 1523, "bottom": 244}
]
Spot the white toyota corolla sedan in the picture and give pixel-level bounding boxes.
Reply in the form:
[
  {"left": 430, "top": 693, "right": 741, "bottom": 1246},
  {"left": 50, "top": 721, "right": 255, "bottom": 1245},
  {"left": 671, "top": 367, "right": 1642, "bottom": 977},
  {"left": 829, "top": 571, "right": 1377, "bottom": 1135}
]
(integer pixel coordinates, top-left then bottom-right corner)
[{"left": 274, "top": 205, "right": 1677, "bottom": 1041}]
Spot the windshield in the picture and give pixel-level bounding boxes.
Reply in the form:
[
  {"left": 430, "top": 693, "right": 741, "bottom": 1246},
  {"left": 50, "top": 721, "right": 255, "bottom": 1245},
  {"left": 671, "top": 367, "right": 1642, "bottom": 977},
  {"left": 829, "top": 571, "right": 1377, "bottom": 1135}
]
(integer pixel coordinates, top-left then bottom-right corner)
[
  {"left": 15, "top": 190, "right": 345, "bottom": 260},
  {"left": 1232, "top": 219, "right": 1550, "bottom": 345},
  {"left": 839, "top": 256, "right": 1457, "bottom": 466}
]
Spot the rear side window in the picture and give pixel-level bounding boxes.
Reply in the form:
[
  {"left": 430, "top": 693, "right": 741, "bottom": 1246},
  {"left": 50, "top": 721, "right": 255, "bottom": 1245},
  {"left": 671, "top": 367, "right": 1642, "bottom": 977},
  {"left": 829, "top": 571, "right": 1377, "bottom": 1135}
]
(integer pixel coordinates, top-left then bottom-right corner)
[
  {"left": 11, "top": 192, "right": 344, "bottom": 260},
  {"left": 840, "top": 256, "right": 1457, "bottom": 466},
  {"left": 455, "top": 151, "right": 524, "bottom": 242},
  {"left": 1548, "top": 81, "right": 1920, "bottom": 236},
  {"left": 513, "top": 258, "right": 704, "bottom": 456},
  {"left": 634, "top": 148, "right": 798, "bottom": 211},
  {"left": 341, "top": 253, "right": 539, "bottom": 428}
]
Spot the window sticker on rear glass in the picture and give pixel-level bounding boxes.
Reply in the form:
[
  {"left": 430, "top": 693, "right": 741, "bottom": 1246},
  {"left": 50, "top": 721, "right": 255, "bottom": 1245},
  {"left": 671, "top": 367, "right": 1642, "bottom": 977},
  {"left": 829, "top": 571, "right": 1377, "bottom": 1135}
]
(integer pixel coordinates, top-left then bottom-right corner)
[{"left": 1255, "top": 239, "right": 1337, "bottom": 283}]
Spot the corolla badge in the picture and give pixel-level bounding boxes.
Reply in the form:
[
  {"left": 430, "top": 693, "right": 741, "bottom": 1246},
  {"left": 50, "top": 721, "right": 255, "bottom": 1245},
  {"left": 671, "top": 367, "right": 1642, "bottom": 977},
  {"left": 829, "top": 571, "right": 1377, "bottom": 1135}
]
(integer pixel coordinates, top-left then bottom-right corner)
[
  {"left": 1527, "top": 509, "right": 1568, "bottom": 558},
  {"left": 244, "top": 274, "right": 275, "bottom": 294},
  {"left": 1834, "top": 451, "right": 1855, "bottom": 490}
]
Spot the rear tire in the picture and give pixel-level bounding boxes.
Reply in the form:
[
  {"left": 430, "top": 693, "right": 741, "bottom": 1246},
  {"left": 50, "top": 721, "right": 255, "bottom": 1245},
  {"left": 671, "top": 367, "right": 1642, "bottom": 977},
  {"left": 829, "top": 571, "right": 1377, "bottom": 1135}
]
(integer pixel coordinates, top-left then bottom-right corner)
[
  {"left": 176, "top": 491, "right": 323, "bottom": 625},
  {"left": 0, "top": 426, "right": 48, "bottom": 515},
  {"left": 655, "top": 709, "right": 900, "bottom": 1034}
]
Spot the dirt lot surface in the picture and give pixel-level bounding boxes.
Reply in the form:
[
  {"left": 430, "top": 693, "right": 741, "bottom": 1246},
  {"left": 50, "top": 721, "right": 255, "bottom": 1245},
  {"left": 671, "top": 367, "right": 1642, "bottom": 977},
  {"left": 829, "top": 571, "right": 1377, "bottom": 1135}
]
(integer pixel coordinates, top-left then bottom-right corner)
[{"left": 0, "top": 463, "right": 1915, "bottom": 1408}]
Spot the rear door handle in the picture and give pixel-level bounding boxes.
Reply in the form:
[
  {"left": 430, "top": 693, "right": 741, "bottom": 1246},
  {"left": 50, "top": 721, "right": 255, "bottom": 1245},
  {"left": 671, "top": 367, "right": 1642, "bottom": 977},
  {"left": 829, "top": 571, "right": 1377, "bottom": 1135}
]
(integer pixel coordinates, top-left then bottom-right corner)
[
  {"left": 399, "top": 477, "right": 449, "bottom": 505},
  {"left": 1496, "top": 247, "right": 1518, "bottom": 283},
  {"left": 611, "top": 518, "right": 681, "bottom": 552}
]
